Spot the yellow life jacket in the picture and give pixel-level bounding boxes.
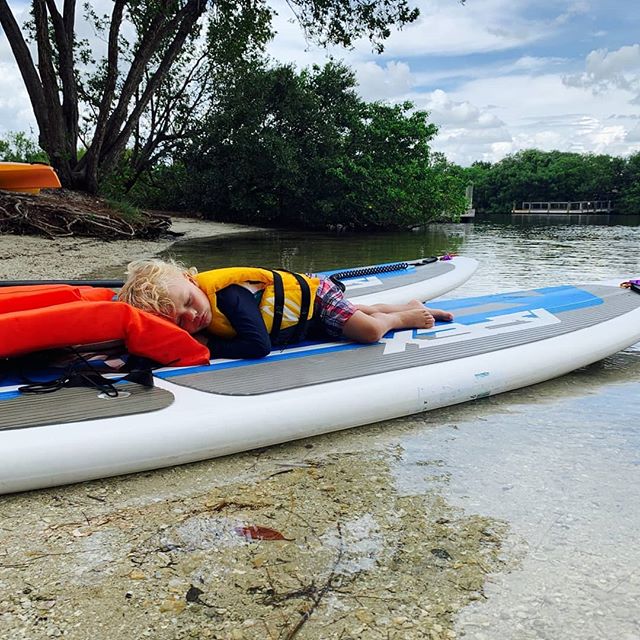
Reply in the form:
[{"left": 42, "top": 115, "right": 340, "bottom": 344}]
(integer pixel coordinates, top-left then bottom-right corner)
[{"left": 196, "top": 267, "right": 321, "bottom": 341}]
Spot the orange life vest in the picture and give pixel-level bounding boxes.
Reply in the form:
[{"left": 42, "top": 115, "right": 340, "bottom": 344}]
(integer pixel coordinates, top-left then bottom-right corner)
[
  {"left": 0, "top": 285, "right": 209, "bottom": 366},
  {"left": 0, "top": 284, "right": 115, "bottom": 314}
]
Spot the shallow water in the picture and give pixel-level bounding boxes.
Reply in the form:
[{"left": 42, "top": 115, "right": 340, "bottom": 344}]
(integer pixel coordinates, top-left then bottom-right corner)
[
  {"left": 166, "top": 219, "right": 640, "bottom": 639},
  {"left": 164, "top": 221, "right": 640, "bottom": 290}
]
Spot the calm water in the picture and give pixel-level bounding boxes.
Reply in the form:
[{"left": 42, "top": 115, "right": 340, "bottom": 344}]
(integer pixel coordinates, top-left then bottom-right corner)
[
  {"left": 165, "top": 220, "right": 640, "bottom": 640},
  {"left": 163, "top": 221, "right": 640, "bottom": 295}
]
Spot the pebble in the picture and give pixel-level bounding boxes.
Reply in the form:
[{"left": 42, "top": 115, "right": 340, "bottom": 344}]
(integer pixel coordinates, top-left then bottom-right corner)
[
  {"left": 159, "top": 599, "right": 186, "bottom": 614},
  {"left": 355, "top": 609, "right": 375, "bottom": 624}
]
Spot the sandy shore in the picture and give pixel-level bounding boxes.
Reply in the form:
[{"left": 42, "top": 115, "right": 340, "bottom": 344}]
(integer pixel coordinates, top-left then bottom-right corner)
[{"left": 0, "top": 218, "right": 261, "bottom": 280}]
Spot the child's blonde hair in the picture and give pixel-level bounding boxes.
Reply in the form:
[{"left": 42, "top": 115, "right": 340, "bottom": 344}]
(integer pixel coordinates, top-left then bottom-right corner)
[{"left": 118, "top": 258, "right": 198, "bottom": 317}]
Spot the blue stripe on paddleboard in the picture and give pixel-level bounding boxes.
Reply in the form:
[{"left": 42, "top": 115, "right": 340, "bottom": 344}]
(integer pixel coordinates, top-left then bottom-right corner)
[
  {"left": 435, "top": 285, "right": 602, "bottom": 324},
  {"left": 0, "top": 390, "right": 21, "bottom": 400},
  {"left": 158, "top": 285, "right": 603, "bottom": 380}
]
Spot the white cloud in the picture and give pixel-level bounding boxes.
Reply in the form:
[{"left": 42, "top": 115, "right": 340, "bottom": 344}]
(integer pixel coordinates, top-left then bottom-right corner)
[
  {"left": 563, "top": 43, "right": 640, "bottom": 97},
  {"left": 416, "top": 89, "right": 505, "bottom": 129},
  {"left": 626, "top": 123, "right": 640, "bottom": 142},
  {"left": 0, "top": 61, "right": 36, "bottom": 135},
  {"left": 509, "top": 56, "right": 566, "bottom": 72},
  {"left": 585, "top": 44, "right": 640, "bottom": 78},
  {"left": 428, "top": 72, "right": 640, "bottom": 164},
  {"left": 406, "top": 55, "right": 567, "bottom": 91},
  {"left": 353, "top": 61, "right": 415, "bottom": 101},
  {"left": 267, "top": 0, "right": 569, "bottom": 65},
  {"left": 374, "top": 2, "right": 538, "bottom": 57},
  {"left": 552, "top": 1, "right": 590, "bottom": 26}
]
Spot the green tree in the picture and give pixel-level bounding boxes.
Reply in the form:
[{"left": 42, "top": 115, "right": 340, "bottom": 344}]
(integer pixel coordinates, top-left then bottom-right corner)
[
  {"left": 328, "top": 104, "right": 466, "bottom": 228},
  {"left": 0, "top": 0, "right": 420, "bottom": 193},
  {"left": 146, "top": 62, "right": 464, "bottom": 230},
  {"left": 467, "top": 149, "right": 627, "bottom": 215},
  {"left": 617, "top": 152, "right": 640, "bottom": 215},
  {"left": 0, "top": 131, "right": 49, "bottom": 163},
  {"left": 154, "top": 62, "right": 365, "bottom": 223}
]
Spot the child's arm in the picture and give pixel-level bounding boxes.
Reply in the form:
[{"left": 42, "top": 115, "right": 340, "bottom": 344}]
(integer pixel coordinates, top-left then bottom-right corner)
[{"left": 205, "top": 285, "right": 271, "bottom": 359}]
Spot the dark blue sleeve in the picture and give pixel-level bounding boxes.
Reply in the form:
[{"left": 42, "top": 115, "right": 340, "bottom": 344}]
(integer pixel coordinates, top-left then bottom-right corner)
[{"left": 206, "top": 285, "right": 271, "bottom": 359}]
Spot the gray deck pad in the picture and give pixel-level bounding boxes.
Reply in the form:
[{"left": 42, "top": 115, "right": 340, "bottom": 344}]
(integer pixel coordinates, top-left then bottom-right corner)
[
  {"left": 160, "top": 284, "right": 640, "bottom": 396},
  {"left": 0, "top": 383, "right": 174, "bottom": 431},
  {"left": 342, "top": 259, "right": 453, "bottom": 297}
]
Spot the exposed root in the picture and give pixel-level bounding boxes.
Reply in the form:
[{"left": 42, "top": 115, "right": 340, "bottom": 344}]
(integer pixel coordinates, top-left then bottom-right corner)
[{"left": 0, "top": 189, "right": 171, "bottom": 239}]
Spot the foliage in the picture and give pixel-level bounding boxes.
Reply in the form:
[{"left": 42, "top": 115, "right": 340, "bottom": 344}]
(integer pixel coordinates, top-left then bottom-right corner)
[
  {"left": 104, "top": 198, "right": 143, "bottom": 224},
  {"left": 131, "top": 62, "right": 465, "bottom": 230},
  {"left": 324, "top": 105, "right": 467, "bottom": 228},
  {"left": 0, "top": 0, "right": 420, "bottom": 193},
  {"left": 0, "top": 131, "right": 48, "bottom": 163},
  {"left": 465, "top": 149, "right": 633, "bottom": 215},
  {"left": 617, "top": 152, "right": 640, "bottom": 215}
]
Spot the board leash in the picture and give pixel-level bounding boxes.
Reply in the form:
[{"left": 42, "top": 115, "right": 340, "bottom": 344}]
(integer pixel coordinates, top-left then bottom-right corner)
[{"left": 328, "top": 256, "right": 438, "bottom": 283}]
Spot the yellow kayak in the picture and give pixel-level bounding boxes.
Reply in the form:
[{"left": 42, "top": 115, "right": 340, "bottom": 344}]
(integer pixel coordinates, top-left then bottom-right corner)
[{"left": 0, "top": 162, "right": 61, "bottom": 194}]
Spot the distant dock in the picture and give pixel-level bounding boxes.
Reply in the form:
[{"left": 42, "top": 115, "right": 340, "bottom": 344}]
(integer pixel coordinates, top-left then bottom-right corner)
[
  {"left": 512, "top": 200, "right": 611, "bottom": 214},
  {"left": 512, "top": 201, "right": 612, "bottom": 224}
]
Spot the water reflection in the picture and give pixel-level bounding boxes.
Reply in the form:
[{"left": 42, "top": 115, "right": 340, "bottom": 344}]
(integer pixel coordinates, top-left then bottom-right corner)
[
  {"left": 161, "top": 226, "right": 466, "bottom": 273},
  {"left": 166, "top": 222, "right": 640, "bottom": 296},
  {"left": 393, "top": 364, "right": 640, "bottom": 640}
]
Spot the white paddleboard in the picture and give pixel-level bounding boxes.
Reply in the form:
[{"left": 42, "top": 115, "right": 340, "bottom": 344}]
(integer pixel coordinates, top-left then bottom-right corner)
[{"left": 10, "top": 271, "right": 640, "bottom": 495}]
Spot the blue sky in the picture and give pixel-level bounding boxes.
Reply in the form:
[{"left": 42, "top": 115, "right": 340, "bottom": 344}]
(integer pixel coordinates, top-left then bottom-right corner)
[{"left": 1, "top": 0, "right": 639, "bottom": 165}]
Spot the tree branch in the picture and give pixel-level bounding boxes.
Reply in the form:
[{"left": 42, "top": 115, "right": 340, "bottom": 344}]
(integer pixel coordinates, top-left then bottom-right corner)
[
  {"left": 97, "top": 0, "right": 180, "bottom": 151},
  {"left": 33, "top": 0, "right": 70, "bottom": 174},
  {"left": 79, "top": 0, "right": 126, "bottom": 189},
  {"left": 99, "top": 0, "right": 207, "bottom": 172}
]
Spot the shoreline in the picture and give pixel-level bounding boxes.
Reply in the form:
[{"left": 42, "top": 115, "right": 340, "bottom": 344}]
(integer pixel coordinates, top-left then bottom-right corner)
[{"left": 0, "top": 217, "right": 262, "bottom": 280}]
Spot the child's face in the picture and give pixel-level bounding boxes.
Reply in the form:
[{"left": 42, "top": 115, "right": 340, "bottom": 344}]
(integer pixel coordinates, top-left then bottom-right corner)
[{"left": 165, "top": 275, "right": 212, "bottom": 334}]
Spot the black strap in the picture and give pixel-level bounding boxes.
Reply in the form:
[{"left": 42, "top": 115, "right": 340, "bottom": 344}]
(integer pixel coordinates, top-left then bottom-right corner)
[
  {"left": 288, "top": 272, "right": 312, "bottom": 344},
  {"left": 16, "top": 349, "right": 155, "bottom": 397},
  {"left": 269, "top": 270, "right": 285, "bottom": 339},
  {"left": 329, "top": 274, "right": 346, "bottom": 292},
  {"left": 264, "top": 269, "right": 313, "bottom": 344}
]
